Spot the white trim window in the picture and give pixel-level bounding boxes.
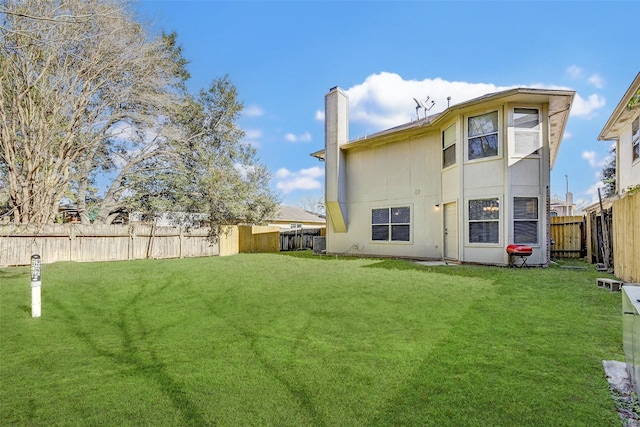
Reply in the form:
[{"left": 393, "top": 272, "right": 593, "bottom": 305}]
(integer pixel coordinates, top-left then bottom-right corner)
[
  {"left": 372, "top": 206, "right": 411, "bottom": 242},
  {"left": 442, "top": 124, "right": 456, "bottom": 168},
  {"left": 514, "top": 197, "right": 538, "bottom": 244},
  {"left": 633, "top": 116, "right": 639, "bottom": 162},
  {"left": 468, "top": 111, "right": 499, "bottom": 160},
  {"left": 468, "top": 198, "right": 499, "bottom": 243},
  {"left": 513, "top": 108, "right": 541, "bottom": 156}
]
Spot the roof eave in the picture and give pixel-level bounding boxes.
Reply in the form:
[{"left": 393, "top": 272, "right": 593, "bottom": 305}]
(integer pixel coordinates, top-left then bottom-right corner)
[{"left": 598, "top": 72, "right": 640, "bottom": 141}]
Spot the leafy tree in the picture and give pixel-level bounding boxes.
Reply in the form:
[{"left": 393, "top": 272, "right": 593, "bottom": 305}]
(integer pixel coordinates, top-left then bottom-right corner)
[
  {"left": 0, "top": 0, "right": 183, "bottom": 224},
  {"left": 601, "top": 147, "right": 616, "bottom": 198},
  {"left": 126, "top": 76, "right": 279, "bottom": 235},
  {"left": 0, "top": 1, "right": 278, "bottom": 229},
  {"left": 297, "top": 194, "right": 326, "bottom": 216}
]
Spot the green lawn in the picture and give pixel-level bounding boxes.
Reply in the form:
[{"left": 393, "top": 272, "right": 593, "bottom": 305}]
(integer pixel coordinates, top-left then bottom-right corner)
[{"left": 0, "top": 253, "right": 624, "bottom": 426}]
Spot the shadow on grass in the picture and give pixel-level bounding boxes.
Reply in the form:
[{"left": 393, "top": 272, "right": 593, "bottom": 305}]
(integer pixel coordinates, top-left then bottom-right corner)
[
  {"left": 196, "top": 290, "right": 325, "bottom": 426},
  {"left": 277, "top": 250, "right": 366, "bottom": 262},
  {"left": 48, "top": 283, "right": 209, "bottom": 426}
]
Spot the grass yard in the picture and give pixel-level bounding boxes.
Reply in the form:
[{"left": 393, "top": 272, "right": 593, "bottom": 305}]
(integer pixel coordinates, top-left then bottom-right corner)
[{"left": 0, "top": 253, "right": 624, "bottom": 426}]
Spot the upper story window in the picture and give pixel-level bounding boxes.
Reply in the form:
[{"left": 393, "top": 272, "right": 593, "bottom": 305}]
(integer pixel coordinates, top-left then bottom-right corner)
[
  {"left": 442, "top": 124, "right": 456, "bottom": 168},
  {"left": 468, "top": 111, "right": 499, "bottom": 160},
  {"left": 633, "top": 116, "right": 639, "bottom": 162},
  {"left": 513, "top": 108, "right": 541, "bottom": 156},
  {"left": 372, "top": 207, "right": 411, "bottom": 242}
]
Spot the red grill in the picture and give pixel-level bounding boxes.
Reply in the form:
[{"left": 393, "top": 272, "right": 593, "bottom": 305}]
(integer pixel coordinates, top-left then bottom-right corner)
[{"left": 506, "top": 244, "right": 533, "bottom": 268}]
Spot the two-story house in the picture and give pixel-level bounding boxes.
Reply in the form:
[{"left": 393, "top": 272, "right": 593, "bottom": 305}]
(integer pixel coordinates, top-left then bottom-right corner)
[{"left": 312, "top": 85, "right": 574, "bottom": 266}]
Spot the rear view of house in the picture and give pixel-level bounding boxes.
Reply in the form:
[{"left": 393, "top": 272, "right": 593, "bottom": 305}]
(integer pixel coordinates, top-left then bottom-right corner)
[{"left": 313, "top": 85, "right": 574, "bottom": 266}]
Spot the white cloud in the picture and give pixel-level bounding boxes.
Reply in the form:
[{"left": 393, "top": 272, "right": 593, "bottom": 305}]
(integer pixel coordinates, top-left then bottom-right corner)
[
  {"left": 243, "top": 105, "right": 264, "bottom": 117},
  {"left": 274, "top": 166, "right": 324, "bottom": 193},
  {"left": 244, "top": 129, "right": 262, "bottom": 140},
  {"left": 563, "top": 131, "right": 572, "bottom": 140},
  {"left": 284, "top": 131, "right": 312, "bottom": 143},
  {"left": 582, "top": 151, "right": 598, "bottom": 167},
  {"left": 588, "top": 73, "right": 605, "bottom": 89},
  {"left": 241, "top": 128, "right": 262, "bottom": 148},
  {"left": 582, "top": 149, "right": 614, "bottom": 169},
  {"left": 583, "top": 178, "right": 606, "bottom": 205},
  {"left": 571, "top": 93, "right": 606, "bottom": 117},
  {"left": 343, "top": 72, "right": 515, "bottom": 131},
  {"left": 566, "top": 65, "right": 584, "bottom": 79},
  {"left": 317, "top": 71, "right": 606, "bottom": 137}
]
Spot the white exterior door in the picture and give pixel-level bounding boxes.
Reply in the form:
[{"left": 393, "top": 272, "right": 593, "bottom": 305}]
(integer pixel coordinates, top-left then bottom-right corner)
[{"left": 444, "top": 202, "right": 458, "bottom": 260}]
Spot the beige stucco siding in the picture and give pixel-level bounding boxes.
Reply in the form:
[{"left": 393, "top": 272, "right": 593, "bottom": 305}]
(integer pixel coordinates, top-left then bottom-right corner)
[
  {"left": 618, "top": 113, "right": 640, "bottom": 192},
  {"left": 327, "top": 134, "right": 442, "bottom": 258}
]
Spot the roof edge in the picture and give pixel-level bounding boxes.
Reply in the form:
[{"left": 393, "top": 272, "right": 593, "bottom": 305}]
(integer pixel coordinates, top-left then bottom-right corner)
[{"left": 598, "top": 72, "right": 640, "bottom": 141}]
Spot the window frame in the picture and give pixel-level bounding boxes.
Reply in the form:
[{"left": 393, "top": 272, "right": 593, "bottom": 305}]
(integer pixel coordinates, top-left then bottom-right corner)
[
  {"left": 371, "top": 206, "right": 412, "bottom": 243},
  {"left": 512, "top": 107, "right": 542, "bottom": 158},
  {"left": 442, "top": 123, "right": 457, "bottom": 169},
  {"left": 513, "top": 196, "right": 539, "bottom": 244},
  {"left": 467, "top": 110, "right": 500, "bottom": 162},
  {"left": 467, "top": 197, "right": 500, "bottom": 245},
  {"left": 632, "top": 116, "right": 639, "bottom": 163}
]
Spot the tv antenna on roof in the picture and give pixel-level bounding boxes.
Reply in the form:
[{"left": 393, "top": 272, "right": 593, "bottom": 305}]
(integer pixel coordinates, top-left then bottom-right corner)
[{"left": 413, "top": 97, "right": 436, "bottom": 120}]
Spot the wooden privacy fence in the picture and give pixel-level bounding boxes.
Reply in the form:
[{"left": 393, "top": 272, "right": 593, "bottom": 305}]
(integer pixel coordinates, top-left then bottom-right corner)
[
  {"left": 0, "top": 224, "right": 282, "bottom": 266},
  {"left": 613, "top": 192, "right": 640, "bottom": 283},
  {"left": 586, "top": 205, "right": 613, "bottom": 266},
  {"left": 280, "top": 228, "right": 324, "bottom": 251},
  {"left": 550, "top": 216, "right": 586, "bottom": 258},
  {"left": 238, "top": 225, "right": 280, "bottom": 253}
]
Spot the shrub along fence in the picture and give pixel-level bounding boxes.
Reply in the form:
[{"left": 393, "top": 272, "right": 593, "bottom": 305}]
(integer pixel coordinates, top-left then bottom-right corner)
[
  {"left": 0, "top": 224, "right": 281, "bottom": 266},
  {"left": 613, "top": 191, "right": 640, "bottom": 283}
]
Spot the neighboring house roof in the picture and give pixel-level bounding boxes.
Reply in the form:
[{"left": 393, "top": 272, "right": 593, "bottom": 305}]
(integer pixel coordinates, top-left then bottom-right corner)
[
  {"left": 598, "top": 72, "right": 640, "bottom": 141},
  {"left": 311, "top": 87, "right": 574, "bottom": 169},
  {"left": 270, "top": 205, "right": 325, "bottom": 224}
]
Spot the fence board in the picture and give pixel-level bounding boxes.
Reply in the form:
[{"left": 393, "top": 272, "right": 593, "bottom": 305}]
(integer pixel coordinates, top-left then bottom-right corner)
[
  {"left": 238, "top": 225, "right": 280, "bottom": 253},
  {"left": 613, "top": 192, "right": 640, "bottom": 282},
  {"left": 0, "top": 224, "right": 222, "bottom": 266},
  {"left": 550, "top": 216, "right": 585, "bottom": 258},
  {"left": 280, "top": 229, "right": 323, "bottom": 251}
]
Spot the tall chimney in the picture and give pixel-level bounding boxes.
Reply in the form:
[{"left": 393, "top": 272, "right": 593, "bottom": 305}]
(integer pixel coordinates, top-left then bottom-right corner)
[{"left": 325, "top": 87, "right": 348, "bottom": 232}]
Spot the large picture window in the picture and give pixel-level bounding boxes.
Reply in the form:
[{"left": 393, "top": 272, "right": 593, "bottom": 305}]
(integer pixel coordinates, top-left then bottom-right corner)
[
  {"left": 468, "top": 111, "right": 499, "bottom": 160},
  {"left": 514, "top": 197, "right": 538, "bottom": 244},
  {"left": 442, "top": 124, "right": 456, "bottom": 168},
  {"left": 633, "top": 117, "right": 639, "bottom": 162},
  {"left": 468, "top": 198, "right": 499, "bottom": 243},
  {"left": 372, "top": 207, "right": 410, "bottom": 242}
]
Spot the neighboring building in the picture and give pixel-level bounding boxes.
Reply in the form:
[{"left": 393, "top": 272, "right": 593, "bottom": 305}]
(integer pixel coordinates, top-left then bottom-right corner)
[
  {"left": 598, "top": 72, "right": 640, "bottom": 195},
  {"left": 550, "top": 194, "right": 576, "bottom": 217},
  {"left": 267, "top": 205, "right": 326, "bottom": 230},
  {"left": 312, "top": 86, "right": 574, "bottom": 266}
]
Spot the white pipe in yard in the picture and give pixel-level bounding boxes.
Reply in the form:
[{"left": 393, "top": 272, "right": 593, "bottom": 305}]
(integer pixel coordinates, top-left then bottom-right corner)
[{"left": 31, "top": 254, "right": 41, "bottom": 318}]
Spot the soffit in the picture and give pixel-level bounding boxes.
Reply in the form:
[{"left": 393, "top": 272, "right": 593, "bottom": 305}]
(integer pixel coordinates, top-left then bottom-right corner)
[{"left": 598, "top": 72, "right": 640, "bottom": 141}]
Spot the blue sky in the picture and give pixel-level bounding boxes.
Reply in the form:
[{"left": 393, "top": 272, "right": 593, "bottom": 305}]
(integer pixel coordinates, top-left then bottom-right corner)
[{"left": 136, "top": 0, "right": 639, "bottom": 210}]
